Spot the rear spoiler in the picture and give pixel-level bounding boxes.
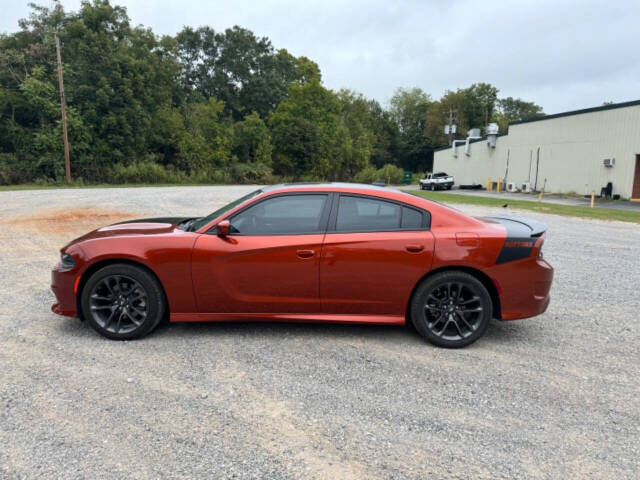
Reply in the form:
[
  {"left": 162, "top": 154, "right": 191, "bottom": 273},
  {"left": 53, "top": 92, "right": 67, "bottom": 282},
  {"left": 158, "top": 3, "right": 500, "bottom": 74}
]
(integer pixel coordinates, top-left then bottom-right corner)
[
  {"left": 485, "top": 216, "right": 547, "bottom": 264},
  {"left": 485, "top": 215, "right": 547, "bottom": 237}
]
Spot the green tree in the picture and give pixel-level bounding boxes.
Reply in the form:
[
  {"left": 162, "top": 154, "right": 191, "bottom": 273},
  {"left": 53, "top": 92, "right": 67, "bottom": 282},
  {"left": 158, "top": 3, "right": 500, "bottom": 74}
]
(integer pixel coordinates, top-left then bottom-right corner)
[
  {"left": 176, "top": 98, "right": 233, "bottom": 173},
  {"left": 268, "top": 79, "right": 343, "bottom": 179},
  {"left": 495, "top": 97, "right": 544, "bottom": 132},
  {"left": 389, "top": 87, "right": 432, "bottom": 172},
  {"left": 336, "top": 90, "right": 377, "bottom": 178},
  {"left": 233, "top": 111, "right": 273, "bottom": 165},
  {"left": 175, "top": 26, "right": 319, "bottom": 119},
  {"left": 461, "top": 82, "right": 499, "bottom": 130}
]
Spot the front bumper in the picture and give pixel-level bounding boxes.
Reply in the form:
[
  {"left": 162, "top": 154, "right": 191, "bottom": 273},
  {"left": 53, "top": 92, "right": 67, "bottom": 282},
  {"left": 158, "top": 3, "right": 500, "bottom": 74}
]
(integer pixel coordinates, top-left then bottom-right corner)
[{"left": 51, "top": 267, "right": 79, "bottom": 317}]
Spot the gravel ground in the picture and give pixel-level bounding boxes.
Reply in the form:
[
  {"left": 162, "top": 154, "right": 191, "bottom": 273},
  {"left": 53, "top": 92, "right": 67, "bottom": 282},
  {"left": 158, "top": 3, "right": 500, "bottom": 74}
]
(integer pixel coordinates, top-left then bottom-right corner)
[{"left": 0, "top": 185, "right": 638, "bottom": 479}]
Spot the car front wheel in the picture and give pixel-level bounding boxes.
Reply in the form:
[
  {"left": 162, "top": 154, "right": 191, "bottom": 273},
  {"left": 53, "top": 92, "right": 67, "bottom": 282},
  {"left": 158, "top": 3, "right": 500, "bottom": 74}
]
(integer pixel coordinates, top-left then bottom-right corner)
[
  {"left": 410, "top": 271, "right": 492, "bottom": 348},
  {"left": 81, "top": 263, "right": 165, "bottom": 340}
]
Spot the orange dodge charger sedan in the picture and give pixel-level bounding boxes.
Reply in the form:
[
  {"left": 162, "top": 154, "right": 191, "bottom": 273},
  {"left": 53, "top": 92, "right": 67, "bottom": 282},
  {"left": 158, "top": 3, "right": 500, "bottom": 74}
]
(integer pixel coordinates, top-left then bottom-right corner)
[{"left": 52, "top": 183, "right": 553, "bottom": 348}]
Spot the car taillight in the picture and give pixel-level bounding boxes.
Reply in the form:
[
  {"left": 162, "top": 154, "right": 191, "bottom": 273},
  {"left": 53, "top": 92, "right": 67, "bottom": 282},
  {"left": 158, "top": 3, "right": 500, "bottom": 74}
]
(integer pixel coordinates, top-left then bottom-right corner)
[{"left": 537, "top": 239, "right": 544, "bottom": 259}]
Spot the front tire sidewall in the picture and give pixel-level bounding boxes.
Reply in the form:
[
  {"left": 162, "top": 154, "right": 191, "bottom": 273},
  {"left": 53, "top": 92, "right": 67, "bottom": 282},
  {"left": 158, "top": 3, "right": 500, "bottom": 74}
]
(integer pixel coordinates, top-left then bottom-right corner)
[
  {"left": 81, "top": 264, "right": 165, "bottom": 340},
  {"left": 410, "top": 272, "right": 492, "bottom": 348}
]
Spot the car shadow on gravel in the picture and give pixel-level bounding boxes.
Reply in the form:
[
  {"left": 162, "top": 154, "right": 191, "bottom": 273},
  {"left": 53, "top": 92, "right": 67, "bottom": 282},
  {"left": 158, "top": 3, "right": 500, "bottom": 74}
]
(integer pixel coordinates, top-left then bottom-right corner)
[{"left": 53, "top": 314, "right": 538, "bottom": 348}]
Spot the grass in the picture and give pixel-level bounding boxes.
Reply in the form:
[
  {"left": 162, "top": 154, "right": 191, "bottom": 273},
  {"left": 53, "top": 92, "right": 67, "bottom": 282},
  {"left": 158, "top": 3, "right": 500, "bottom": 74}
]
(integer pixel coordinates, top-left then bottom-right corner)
[{"left": 410, "top": 190, "right": 640, "bottom": 224}]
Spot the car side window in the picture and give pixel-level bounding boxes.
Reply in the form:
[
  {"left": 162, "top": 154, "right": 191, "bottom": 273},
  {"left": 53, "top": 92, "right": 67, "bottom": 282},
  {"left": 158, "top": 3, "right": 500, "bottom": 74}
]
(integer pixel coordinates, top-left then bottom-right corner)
[
  {"left": 336, "top": 196, "right": 401, "bottom": 231},
  {"left": 335, "top": 195, "right": 427, "bottom": 232},
  {"left": 229, "top": 194, "right": 328, "bottom": 235},
  {"left": 401, "top": 206, "right": 423, "bottom": 229}
]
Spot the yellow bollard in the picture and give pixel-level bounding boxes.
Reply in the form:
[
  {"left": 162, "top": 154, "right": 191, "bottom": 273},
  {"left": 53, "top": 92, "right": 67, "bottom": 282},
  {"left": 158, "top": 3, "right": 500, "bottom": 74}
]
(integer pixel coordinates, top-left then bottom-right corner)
[
  {"left": 487, "top": 177, "right": 491, "bottom": 191},
  {"left": 538, "top": 191, "right": 543, "bottom": 202},
  {"left": 497, "top": 178, "right": 501, "bottom": 193},
  {"left": 590, "top": 191, "right": 595, "bottom": 208}
]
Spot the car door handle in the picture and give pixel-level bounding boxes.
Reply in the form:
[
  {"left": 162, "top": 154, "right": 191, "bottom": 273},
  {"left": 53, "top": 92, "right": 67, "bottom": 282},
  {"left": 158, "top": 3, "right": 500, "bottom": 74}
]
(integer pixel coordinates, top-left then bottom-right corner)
[
  {"left": 296, "top": 249, "right": 315, "bottom": 259},
  {"left": 405, "top": 244, "right": 424, "bottom": 253}
]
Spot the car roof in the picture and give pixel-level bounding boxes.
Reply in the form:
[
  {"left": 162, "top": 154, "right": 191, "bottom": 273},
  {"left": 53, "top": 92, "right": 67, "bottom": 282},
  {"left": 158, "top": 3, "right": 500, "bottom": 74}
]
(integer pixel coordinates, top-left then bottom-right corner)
[{"left": 263, "top": 182, "right": 402, "bottom": 193}]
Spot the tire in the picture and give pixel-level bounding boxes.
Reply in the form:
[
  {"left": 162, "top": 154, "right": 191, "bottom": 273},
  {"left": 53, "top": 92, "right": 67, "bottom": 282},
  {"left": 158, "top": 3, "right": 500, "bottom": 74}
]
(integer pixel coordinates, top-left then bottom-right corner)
[
  {"left": 410, "top": 271, "right": 492, "bottom": 348},
  {"left": 81, "top": 263, "right": 166, "bottom": 340}
]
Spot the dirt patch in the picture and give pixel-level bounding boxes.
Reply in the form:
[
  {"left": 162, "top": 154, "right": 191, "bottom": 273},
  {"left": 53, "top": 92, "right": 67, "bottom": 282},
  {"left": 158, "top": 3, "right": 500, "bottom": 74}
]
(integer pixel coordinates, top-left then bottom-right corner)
[{"left": 4, "top": 206, "right": 137, "bottom": 235}]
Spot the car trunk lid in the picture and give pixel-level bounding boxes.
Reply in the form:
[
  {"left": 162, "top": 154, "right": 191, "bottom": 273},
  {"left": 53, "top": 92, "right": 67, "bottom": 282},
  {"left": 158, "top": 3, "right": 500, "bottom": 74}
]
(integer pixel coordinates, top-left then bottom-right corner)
[{"left": 479, "top": 215, "right": 547, "bottom": 264}]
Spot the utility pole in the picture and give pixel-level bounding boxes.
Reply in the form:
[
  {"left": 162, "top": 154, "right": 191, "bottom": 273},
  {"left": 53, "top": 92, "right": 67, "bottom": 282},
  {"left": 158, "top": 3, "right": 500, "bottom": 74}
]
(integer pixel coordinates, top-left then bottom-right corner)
[
  {"left": 55, "top": 33, "right": 71, "bottom": 183},
  {"left": 445, "top": 107, "right": 457, "bottom": 145}
]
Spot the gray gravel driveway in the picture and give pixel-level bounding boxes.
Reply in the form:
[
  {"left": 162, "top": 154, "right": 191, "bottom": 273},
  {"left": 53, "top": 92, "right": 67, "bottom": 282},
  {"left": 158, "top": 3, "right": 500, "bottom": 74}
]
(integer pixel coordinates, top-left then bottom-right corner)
[{"left": 0, "top": 185, "right": 638, "bottom": 479}]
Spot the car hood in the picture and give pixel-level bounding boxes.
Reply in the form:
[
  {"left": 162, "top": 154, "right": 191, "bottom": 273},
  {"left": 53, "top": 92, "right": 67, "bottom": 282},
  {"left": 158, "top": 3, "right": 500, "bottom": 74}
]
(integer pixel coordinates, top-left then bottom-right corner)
[{"left": 64, "top": 217, "right": 193, "bottom": 247}]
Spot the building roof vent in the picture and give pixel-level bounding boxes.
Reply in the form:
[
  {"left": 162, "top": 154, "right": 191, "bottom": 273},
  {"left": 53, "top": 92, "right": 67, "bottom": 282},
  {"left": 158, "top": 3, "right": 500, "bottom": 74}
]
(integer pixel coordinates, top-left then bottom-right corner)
[{"left": 486, "top": 123, "right": 499, "bottom": 148}]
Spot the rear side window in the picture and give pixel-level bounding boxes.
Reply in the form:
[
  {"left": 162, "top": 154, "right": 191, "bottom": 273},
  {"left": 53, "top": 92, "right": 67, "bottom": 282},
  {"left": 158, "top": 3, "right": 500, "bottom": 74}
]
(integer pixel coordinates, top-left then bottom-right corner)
[
  {"left": 335, "top": 195, "right": 426, "bottom": 232},
  {"left": 230, "top": 194, "right": 328, "bottom": 235},
  {"left": 401, "top": 206, "right": 423, "bottom": 229}
]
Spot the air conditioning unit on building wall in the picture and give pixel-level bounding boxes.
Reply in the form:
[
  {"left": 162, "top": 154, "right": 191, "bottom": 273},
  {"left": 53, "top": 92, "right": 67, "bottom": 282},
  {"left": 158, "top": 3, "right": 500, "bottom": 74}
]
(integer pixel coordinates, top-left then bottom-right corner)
[
  {"left": 521, "top": 182, "right": 532, "bottom": 193},
  {"left": 506, "top": 182, "right": 518, "bottom": 193},
  {"left": 603, "top": 158, "right": 615, "bottom": 167}
]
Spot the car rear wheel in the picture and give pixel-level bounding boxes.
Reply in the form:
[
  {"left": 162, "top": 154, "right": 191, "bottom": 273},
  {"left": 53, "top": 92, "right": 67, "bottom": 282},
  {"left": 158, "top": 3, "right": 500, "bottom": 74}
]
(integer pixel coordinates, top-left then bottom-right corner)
[
  {"left": 81, "top": 263, "right": 165, "bottom": 340},
  {"left": 410, "top": 271, "right": 492, "bottom": 348}
]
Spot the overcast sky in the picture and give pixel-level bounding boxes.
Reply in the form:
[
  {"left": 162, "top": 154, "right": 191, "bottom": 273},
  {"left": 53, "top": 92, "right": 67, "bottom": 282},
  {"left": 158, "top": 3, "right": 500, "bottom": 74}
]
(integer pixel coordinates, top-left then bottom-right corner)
[{"left": 2, "top": 0, "right": 639, "bottom": 114}]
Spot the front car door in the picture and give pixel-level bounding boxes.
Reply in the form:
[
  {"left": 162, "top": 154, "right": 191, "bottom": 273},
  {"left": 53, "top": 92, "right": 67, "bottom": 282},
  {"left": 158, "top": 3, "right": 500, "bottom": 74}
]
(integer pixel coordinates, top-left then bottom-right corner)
[
  {"left": 191, "top": 193, "right": 330, "bottom": 314},
  {"left": 320, "top": 194, "right": 434, "bottom": 316}
]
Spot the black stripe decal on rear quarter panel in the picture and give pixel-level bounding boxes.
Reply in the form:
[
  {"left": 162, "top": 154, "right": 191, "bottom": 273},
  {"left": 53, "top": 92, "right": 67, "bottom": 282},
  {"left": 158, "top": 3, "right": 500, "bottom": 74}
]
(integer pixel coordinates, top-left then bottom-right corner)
[{"left": 496, "top": 237, "right": 535, "bottom": 264}]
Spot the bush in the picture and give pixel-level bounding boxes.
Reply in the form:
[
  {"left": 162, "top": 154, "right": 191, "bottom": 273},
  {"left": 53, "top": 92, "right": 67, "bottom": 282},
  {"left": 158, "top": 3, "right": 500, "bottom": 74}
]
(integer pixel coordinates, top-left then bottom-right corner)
[
  {"left": 377, "top": 164, "right": 404, "bottom": 184},
  {"left": 108, "top": 161, "right": 188, "bottom": 184},
  {"left": 354, "top": 164, "right": 404, "bottom": 185},
  {"left": 230, "top": 162, "right": 274, "bottom": 184},
  {"left": 353, "top": 166, "right": 378, "bottom": 184},
  {"left": 0, "top": 154, "right": 22, "bottom": 185},
  {"left": 106, "top": 161, "right": 233, "bottom": 184}
]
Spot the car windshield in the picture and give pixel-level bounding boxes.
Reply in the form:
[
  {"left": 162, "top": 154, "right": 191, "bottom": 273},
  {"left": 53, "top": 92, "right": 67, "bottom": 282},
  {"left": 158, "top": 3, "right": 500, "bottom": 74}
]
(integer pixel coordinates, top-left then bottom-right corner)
[{"left": 189, "top": 189, "right": 263, "bottom": 231}]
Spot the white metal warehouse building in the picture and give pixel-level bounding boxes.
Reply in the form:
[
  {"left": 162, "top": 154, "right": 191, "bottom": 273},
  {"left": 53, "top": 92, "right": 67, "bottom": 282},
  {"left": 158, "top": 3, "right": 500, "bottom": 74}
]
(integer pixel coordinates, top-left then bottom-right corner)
[{"left": 433, "top": 100, "right": 640, "bottom": 201}]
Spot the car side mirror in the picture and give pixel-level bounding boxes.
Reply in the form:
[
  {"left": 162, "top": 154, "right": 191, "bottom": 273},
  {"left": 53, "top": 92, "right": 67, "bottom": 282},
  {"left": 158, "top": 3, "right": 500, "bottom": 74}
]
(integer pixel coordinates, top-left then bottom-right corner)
[{"left": 216, "top": 220, "right": 230, "bottom": 236}]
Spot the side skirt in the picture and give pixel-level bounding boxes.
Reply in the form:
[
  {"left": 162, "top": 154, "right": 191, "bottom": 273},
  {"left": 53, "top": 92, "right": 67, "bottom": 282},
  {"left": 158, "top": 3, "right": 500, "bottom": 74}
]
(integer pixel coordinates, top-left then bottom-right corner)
[{"left": 170, "top": 312, "right": 406, "bottom": 325}]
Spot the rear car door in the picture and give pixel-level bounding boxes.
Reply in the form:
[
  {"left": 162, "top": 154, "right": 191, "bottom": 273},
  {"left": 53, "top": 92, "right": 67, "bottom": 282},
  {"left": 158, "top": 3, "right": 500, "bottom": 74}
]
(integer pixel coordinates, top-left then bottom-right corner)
[
  {"left": 191, "top": 193, "right": 330, "bottom": 314},
  {"left": 320, "top": 194, "right": 434, "bottom": 315}
]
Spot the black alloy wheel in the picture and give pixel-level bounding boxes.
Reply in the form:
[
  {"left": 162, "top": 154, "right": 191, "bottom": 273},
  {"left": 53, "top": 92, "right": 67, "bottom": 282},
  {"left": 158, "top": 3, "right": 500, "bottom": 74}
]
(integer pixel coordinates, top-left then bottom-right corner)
[
  {"left": 81, "top": 264, "right": 165, "bottom": 340},
  {"left": 410, "top": 271, "right": 492, "bottom": 348},
  {"left": 89, "top": 275, "right": 148, "bottom": 335}
]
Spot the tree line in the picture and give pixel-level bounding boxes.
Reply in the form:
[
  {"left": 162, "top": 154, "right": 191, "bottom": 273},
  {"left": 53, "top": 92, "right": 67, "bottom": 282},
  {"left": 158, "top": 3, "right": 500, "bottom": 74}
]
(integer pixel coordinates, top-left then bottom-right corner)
[{"left": 0, "top": 1, "right": 545, "bottom": 186}]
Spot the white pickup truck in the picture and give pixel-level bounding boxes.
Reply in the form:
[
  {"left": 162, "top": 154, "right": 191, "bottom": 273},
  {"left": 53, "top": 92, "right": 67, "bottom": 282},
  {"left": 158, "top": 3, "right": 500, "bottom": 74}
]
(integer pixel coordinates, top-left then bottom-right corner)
[{"left": 419, "top": 172, "right": 454, "bottom": 190}]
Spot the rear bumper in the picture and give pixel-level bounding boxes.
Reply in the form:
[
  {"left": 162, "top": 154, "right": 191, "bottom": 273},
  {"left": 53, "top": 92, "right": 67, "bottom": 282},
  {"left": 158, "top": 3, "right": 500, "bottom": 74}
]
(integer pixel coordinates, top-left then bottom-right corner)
[
  {"left": 51, "top": 268, "right": 78, "bottom": 317},
  {"left": 491, "top": 257, "right": 554, "bottom": 320}
]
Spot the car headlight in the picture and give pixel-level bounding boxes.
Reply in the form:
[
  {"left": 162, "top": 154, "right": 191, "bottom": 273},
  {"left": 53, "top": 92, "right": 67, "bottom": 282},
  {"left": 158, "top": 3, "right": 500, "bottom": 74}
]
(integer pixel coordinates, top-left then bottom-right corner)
[{"left": 59, "top": 252, "right": 76, "bottom": 270}]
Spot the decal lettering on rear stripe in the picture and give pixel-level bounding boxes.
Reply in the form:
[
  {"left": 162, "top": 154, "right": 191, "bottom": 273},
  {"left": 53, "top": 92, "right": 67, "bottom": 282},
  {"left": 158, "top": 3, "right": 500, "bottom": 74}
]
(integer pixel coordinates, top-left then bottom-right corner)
[{"left": 496, "top": 237, "right": 535, "bottom": 264}]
